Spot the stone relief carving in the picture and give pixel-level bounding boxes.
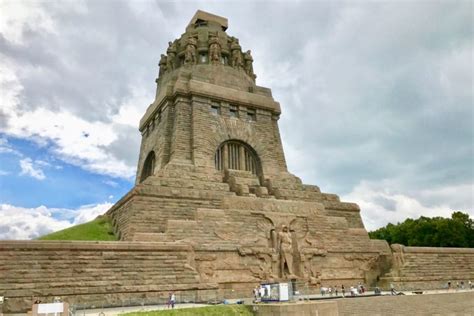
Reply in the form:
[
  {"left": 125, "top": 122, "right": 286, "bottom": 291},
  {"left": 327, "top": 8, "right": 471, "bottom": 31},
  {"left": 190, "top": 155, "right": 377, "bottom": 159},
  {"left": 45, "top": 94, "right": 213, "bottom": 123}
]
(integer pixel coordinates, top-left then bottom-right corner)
[
  {"left": 344, "top": 254, "right": 379, "bottom": 271},
  {"left": 159, "top": 33, "right": 257, "bottom": 77},
  {"left": 208, "top": 35, "right": 221, "bottom": 65},
  {"left": 230, "top": 38, "right": 243, "bottom": 69},
  {"left": 250, "top": 253, "right": 275, "bottom": 281},
  {"left": 243, "top": 50, "right": 255, "bottom": 78},
  {"left": 278, "top": 225, "right": 296, "bottom": 278},
  {"left": 158, "top": 54, "right": 167, "bottom": 77},
  {"left": 211, "top": 212, "right": 330, "bottom": 282},
  {"left": 302, "top": 260, "right": 322, "bottom": 285},
  {"left": 391, "top": 243, "right": 405, "bottom": 268},
  {"left": 166, "top": 41, "right": 177, "bottom": 71},
  {"left": 184, "top": 36, "right": 198, "bottom": 65}
]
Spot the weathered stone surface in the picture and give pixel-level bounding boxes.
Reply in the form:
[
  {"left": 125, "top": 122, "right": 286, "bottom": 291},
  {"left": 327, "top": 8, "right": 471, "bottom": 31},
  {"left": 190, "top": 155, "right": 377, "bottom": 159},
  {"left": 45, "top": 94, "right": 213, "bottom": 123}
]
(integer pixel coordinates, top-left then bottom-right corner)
[
  {"left": 380, "top": 245, "right": 474, "bottom": 290},
  {"left": 1, "top": 10, "right": 473, "bottom": 314},
  {"left": 253, "top": 291, "right": 474, "bottom": 316}
]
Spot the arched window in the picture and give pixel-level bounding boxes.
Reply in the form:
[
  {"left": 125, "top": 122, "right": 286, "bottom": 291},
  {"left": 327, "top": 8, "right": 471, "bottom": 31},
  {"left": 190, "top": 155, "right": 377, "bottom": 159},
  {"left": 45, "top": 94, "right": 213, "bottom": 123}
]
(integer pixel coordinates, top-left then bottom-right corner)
[
  {"left": 140, "top": 151, "right": 155, "bottom": 182},
  {"left": 214, "top": 140, "right": 259, "bottom": 175}
]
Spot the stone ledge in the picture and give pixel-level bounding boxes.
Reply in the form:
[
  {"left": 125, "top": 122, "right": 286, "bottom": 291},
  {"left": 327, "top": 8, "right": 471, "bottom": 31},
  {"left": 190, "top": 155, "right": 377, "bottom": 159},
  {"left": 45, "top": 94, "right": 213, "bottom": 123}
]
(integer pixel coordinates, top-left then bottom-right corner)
[
  {"left": 402, "top": 246, "right": 474, "bottom": 254},
  {"left": 0, "top": 241, "right": 191, "bottom": 251}
]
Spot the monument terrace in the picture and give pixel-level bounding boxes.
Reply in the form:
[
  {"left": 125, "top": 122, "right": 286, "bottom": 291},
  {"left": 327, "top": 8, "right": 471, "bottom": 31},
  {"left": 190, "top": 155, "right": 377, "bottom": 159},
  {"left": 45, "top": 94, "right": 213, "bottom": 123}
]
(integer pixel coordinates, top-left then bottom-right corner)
[{"left": 0, "top": 10, "right": 473, "bottom": 314}]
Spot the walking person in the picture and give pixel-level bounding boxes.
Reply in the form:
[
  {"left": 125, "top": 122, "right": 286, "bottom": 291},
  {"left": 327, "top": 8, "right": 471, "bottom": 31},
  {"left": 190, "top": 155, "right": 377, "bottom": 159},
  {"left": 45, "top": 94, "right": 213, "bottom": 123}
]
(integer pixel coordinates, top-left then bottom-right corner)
[
  {"left": 167, "top": 292, "right": 172, "bottom": 309},
  {"left": 341, "top": 285, "right": 345, "bottom": 297},
  {"left": 170, "top": 292, "right": 176, "bottom": 309}
]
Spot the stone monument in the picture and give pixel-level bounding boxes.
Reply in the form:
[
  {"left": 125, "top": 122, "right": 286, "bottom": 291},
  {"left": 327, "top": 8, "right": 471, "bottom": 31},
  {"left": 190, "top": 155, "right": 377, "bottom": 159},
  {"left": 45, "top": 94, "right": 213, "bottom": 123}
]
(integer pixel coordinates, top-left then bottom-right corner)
[
  {"left": 1, "top": 10, "right": 473, "bottom": 313},
  {"left": 107, "top": 9, "right": 391, "bottom": 290}
]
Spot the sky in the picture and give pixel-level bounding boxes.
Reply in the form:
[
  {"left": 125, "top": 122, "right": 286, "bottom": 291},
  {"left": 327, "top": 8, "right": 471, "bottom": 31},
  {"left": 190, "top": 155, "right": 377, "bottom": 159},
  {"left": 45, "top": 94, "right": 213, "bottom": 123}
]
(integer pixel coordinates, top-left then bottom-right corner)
[{"left": 0, "top": 0, "right": 472, "bottom": 239}]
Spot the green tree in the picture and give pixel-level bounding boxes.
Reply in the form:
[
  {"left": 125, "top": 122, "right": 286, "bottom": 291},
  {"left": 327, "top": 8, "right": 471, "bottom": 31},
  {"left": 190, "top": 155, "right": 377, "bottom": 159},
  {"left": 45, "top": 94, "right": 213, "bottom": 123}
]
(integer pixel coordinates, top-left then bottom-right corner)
[{"left": 368, "top": 212, "right": 474, "bottom": 247}]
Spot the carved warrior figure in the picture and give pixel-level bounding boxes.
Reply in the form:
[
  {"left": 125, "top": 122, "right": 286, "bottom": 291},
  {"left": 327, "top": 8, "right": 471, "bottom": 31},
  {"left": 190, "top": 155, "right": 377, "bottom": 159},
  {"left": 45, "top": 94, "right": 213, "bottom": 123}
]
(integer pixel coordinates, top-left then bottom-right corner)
[
  {"left": 158, "top": 54, "right": 167, "bottom": 77},
  {"left": 278, "top": 225, "right": 294, "bottom": 278},
  {"left": 166, "top": 41, "right": 177, "bottom": 71},
  {"left": 230, "top": 38, "right": 243, "bottom": 69},
  {"left": 184, "top": 36, "right": 198, "bottom": 65},
  {"left": 243, "top": 50, "right": 254, "bottom": 77},
  {"left": 208, "top": 35, "right": 221, "bottom": 64}
]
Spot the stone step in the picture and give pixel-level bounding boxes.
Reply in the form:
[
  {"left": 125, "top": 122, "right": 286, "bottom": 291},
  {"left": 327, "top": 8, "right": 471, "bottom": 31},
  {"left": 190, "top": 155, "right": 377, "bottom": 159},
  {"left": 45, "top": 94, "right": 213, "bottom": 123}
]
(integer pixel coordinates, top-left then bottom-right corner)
[
  {"left": 144, "top": 178, "right": 230, "bottom": 191},
  {"left": 135, "top": 186, "right": 235, "bottom": 200},
  {"left": 226, "top": 176, "right": 260, "bottom": 187},
  {"left": 272, "top": 188, "right": 322, "bottom": 200},
  {"left": 224, "top": 169, "right": 258, "bottom": 179}
]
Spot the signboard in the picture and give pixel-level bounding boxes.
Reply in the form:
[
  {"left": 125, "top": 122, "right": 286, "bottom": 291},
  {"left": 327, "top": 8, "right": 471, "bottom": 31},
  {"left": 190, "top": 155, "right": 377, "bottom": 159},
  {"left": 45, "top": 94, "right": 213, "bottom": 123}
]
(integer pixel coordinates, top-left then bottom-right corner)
[
  {"left": 260, "top": 282, "right": 290, "bottom": 302},
  {"left": 37, "top": 303, "right": 64, "bottom": 314},
  {"left": 260, "top": 283, "right": 279, "bottom": 302},
  {"left": 279, "top": 283, "right": 289, "bottom": 301}
]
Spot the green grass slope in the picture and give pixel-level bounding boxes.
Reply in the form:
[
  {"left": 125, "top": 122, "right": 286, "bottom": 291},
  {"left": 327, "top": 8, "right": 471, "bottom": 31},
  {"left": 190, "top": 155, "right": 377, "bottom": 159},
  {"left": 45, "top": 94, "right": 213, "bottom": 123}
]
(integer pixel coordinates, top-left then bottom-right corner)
[
  {"left": 38, "top": 215, "right": 117, "bottom": 241},
  {"left": 122, "top": 305, "right": 254, "bottom": 316}
]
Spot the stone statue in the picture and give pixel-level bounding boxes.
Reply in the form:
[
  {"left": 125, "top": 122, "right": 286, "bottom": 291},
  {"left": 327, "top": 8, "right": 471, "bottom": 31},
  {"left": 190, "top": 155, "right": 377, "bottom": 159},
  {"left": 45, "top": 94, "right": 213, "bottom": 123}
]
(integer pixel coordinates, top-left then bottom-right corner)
[
  {"left": 166, "top": 41, "right": 177, "bottom": 71},
  {"left": 208, "top": 35, "right": 222, "bottom": 65},
  {"left": 244, "top": 50, "right": 254, "bottom": 77},
  {"left": 230, "top": 38, "right": 243, "bottom": 69},
  {"left": 184, "top": 36, "right": 197, "bottom": 65},
  {"left": 278, "top": 225, "right": 294, "bottom": 278},
  {"left": 158, "top": 54, "right": 167, "bottom": 77}
]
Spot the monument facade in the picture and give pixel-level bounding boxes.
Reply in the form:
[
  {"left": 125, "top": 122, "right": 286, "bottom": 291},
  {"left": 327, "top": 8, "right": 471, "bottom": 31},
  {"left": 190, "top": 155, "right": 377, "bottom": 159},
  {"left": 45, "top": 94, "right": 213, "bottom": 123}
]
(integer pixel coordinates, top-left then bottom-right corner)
[
  {"left": 107, "top": 9, "right": 392, "bottom": 290},
  {"left": 0, "top": 10, "right": 473, "bottom": 313}
]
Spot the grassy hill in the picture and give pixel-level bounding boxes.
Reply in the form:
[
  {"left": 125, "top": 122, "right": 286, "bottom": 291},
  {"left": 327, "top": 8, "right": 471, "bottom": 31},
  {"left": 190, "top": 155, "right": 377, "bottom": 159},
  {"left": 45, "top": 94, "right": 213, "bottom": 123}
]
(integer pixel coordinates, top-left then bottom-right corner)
[{"left": 38, "top": 215, "right": 117, "bottom": 241}]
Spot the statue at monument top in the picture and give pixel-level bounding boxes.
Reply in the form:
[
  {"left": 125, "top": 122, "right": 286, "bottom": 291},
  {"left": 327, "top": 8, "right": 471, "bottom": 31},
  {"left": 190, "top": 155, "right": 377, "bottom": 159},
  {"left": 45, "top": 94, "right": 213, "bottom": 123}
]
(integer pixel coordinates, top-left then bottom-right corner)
[
  {"left": 208, "top": 34, "right": 222, "bottom": 65},
  {"left": 155, "top": 10, "right": 256, "bottom": 83}
]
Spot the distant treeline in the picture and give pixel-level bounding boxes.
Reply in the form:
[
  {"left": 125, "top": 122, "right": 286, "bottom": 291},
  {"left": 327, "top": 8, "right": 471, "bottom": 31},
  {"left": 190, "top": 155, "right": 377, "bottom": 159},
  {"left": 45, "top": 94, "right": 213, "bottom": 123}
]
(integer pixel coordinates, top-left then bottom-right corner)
[{"left": 369, "top": 211, "right": 474, "bottom": 248}]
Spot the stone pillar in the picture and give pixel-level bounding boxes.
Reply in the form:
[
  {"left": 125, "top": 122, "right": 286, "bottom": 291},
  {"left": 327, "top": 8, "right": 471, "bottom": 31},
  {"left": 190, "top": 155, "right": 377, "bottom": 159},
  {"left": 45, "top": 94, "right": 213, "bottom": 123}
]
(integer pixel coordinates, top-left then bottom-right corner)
[
  {"left": 239, "top": 145, "right": 245, "bottom": 170},
  {"left": 169, "top": 97, "right": 193, "bottom": 164},
  {"left": 223, "top": 143, "right": 228, "bottom": 170}
]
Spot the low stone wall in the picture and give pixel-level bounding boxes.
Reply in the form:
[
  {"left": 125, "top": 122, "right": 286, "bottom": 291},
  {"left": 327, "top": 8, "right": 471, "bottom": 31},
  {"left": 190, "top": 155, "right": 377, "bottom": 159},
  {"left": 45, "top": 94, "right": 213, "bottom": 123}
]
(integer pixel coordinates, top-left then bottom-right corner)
[
  {"left": 337, "top": 291, "right": 474, "bottom": 315},
  {"left": 380, "top": 245, "right": 474, "bottom": 290},
  {"left": 251, "top": 291, "right": 474, "bottom": 316},
  {"left": 0, "top": 241, "right": 213, "bottom": 313}
]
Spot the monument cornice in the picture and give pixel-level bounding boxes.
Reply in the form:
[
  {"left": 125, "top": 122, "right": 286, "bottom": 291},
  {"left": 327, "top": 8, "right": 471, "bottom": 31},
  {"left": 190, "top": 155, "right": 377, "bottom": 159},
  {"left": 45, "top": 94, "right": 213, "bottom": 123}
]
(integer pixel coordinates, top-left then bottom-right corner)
[{"left": 139, "top": 78, "right": 281, "bottom": 130}]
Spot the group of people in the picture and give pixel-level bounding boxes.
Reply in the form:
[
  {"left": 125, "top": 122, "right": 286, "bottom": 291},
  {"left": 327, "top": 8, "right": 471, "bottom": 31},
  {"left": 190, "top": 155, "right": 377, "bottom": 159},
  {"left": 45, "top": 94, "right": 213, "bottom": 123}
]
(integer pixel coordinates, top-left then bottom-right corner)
[
  {"left": 447, "top": 280, "right": 473, "bottom": 290},
  {"left": 320, "top": 282, "right": 365, "bottom": 297}
]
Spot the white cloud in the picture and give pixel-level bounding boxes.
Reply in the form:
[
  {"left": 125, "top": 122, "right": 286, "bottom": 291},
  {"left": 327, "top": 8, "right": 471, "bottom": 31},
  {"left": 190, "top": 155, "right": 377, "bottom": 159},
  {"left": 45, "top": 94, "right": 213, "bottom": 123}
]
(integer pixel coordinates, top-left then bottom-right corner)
[
  {"left": 0, "top": 2, "right": 151, "bottom": 180},
  {"left": 0, "top": 1, "right": 56, "bottom": 44},
  {"left": 0, "top": 202, "right": 112, "bottom": 240},
  {"left": 73, "top": 202, "right": 113, "bottom": 225},
  {"left": 0, "top": 170, "right": 10, "bottom": 176},
  {"left": 344, "top": 181, "right": 474, "bottom": 231},
  {"left": 19, "top": 157, "right": 46, "bottom": 180}
]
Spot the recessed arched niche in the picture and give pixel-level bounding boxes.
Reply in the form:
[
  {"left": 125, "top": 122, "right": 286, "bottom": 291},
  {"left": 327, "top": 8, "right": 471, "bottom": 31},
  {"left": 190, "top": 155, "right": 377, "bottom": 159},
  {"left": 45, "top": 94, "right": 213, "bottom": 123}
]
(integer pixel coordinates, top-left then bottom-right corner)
[
  {"left": 140, "top": 151, "right": 156, "bottom": 182},
  {"left": 214, "top": 140, "right": 260, "bottom": 175}
]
